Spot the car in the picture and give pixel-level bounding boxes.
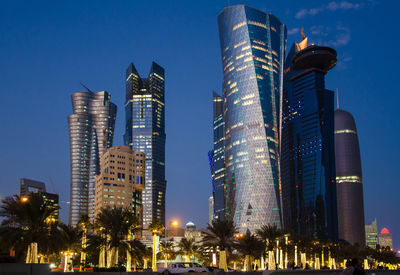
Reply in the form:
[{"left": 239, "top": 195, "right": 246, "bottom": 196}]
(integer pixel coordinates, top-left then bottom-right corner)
[
  {"left": 158, "top": 262, "right": 208, "bottom": 274},
  {"left": 206, "top": 266, "right": 224, "bottom": 272}
]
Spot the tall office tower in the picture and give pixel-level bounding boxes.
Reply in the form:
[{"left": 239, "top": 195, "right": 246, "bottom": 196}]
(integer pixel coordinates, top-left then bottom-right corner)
[
  {"left": 208, "top": 92, "right": 225, "bottom": 221},
  {"left": 94, "top": 146, "right": 145, "bottom": 223},
  {"left": 378, "top": 228, "right": 393, "bottom": 250},
  {"left": 124, "top": 62, "right": 166, "bottom": 227},
  {"left": 218, "top": 5, "right": 286, "bottom": 232},
  {"left": 20, "top": 178, "right": 59, "bottom": 222},
  {"left": 281, "top": 33, "right": 338, "bottom": 240},
  {"left": 365, "top": 219, "right": 378, "bottom": 249},
  {"left": 335, "top": 108, "right": 366, "bottom": 246},
  {"left": 68, "top": 90, "right": 117, "bottom": 225}
]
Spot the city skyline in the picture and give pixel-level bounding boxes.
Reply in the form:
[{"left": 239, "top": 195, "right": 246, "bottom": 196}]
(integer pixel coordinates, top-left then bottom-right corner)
[{"left": 1, "top": 0, "right": 399, "bottom": 249}]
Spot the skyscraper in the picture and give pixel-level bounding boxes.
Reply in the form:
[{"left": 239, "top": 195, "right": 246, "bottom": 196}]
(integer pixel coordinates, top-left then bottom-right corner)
[
  {"left": 365, "top": 219, "right": 378, "bottom": 249},
  {"left": 281, "top": 34, "right": 338, "bottom": 240},
  {"left": 124, "top": 62, "right": 166, "bottom": 227},
  {"left": 335, "top": 108, "right": 366, "bottom": 246},
  {"left": 218, "top": 5, "right": 286, "bottom": 232},
  {"left": 208, "top": 92, "right": 225, "bottom": 221},
  {"left": 68, "top": 90, "right": 117, "bottom": 225}
]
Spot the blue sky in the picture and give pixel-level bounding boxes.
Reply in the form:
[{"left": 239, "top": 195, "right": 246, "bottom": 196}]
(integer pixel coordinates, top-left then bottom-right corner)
[{"left": 0, "top": 0, "right": 399, "bottom": 249}]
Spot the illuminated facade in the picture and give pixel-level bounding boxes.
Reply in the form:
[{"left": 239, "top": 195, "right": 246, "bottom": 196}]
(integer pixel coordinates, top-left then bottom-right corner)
[
  {"left": 365, "top": 219, "right": 378, "bottom": 249},
  {"left": 124, "top": 62, "right": 166, "bottom": 227},
  {"left": 378, "top": 227, "right": 393, "bottom": 250},
  {"left": 208, "top": 92, "right": 225, "bottom": 221},
  {"left": 94, "top": 146, "right": 145, "bottom": 223},
  {"left": 335, "top": 108, "right": 366, "bottom": 246},
  {"left": 218, "top": 5, "right": 286, "bottom": 232},
  {"left": 281, "top": 36, "right": 338, "bottom": 240},
  {"left": 68, "top": 90, "right": 117, "bottom": 225}
]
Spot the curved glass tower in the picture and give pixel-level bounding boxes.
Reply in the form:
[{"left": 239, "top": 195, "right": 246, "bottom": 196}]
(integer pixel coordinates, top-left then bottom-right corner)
[
  {"left": 218, "top": 5, "right": 286, "bottom": 232},
  {"left": 335, "top": 109, "right": 365, "bottom": 246},
  {"left": 68, "top": 91, "right": 117, "bottom": 225}
]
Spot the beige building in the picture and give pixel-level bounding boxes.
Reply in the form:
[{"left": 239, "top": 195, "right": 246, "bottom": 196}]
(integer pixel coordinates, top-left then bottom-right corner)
[{"left": 94, "top": 146, "right": 145, "bottom": 223}]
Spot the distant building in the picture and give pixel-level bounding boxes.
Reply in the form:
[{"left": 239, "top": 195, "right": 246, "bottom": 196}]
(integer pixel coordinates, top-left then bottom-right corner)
[
  {"left": 281, "top": 33, "right": 338, "bottom": 240},
  {"left": 208, "top": 92, "right": 225, "bottom": 221},
  {"left": 68, "top": 90, "right": 117, "bottom": 225},
  {"left": 335, "top": 108, "right": 366, "bottom": 246},
  {"left": 365, "top": 219, "right": 378, "bottom": 249},
  {"left": 94, "top": 146, "right": 145, "bottom": 224},
  {"left": 124, "top": 62, "right": 166, "bottom": 228},
  {"left": 217, "top": 5, "right": 286, "bottom": 232},
  {"left": 208, "top": 196, "right": 214, "bottom": 225},
  {"left": 379, "top": 227, "right": 393, "bottom": 250},
  {"left": 20, "top": 178, "right": 59, "bottom": 222}
]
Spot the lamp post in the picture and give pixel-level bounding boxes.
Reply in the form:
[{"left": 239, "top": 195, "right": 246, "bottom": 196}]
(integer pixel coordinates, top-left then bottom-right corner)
[{"left": 165, "top": 220, "right": 178, "bottom": 267}]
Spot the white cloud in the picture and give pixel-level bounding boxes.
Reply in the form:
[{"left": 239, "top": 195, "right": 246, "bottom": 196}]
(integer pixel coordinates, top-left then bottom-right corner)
[
  {"left": 336, "top": 54, "right": 353, "bottom": 70},
  {"left": 295, "top": 1, "right": 363, "bottom": 19},
  {"left": 287, "top": 28, "right": 300, "bottom": 35},
  {"left": 328, "top": 25, "right": 351, "bottom": 47}
]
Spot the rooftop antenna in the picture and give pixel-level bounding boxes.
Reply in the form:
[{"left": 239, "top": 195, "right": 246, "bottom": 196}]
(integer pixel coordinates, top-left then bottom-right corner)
[
  {"left": 336, "top": 88, "right": 340, "bottom": 109},
  {"left": 80, "top": 82, "right": 93, "bottom": 93}
]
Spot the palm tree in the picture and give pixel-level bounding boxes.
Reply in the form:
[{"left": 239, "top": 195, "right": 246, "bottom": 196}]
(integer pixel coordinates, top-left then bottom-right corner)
[
  {"left": 256, "top": 224, "right": 282, "bottom": 270},
  {"left": 159, "top": 240, "right": 177, "bottom": 264},
  {"left": 202, "top": 219, "right": 237, "bottom": 271},
  {"left": 177, "top": 237, "right": 200, "bottom": 262},
  {"left": 95, "top": 206, "right": 136, "bottom": 268},
  {"left": 59, "top": 223, "right": 81, "bottom": 271},
  {"left": 77, "top": 214, "right": 91, "bottom": 270},
  {"left": 236, "top": 230, "right": 264, "bottom": 271},
  {"left": 0, "top": 193, "right": 56, "bottom": 263},
  {"left": 127, "top": 239, "right": 147, "bottom": 270},
  {"left": 148, "top": 220, "right": 165, "bottom": 271}
]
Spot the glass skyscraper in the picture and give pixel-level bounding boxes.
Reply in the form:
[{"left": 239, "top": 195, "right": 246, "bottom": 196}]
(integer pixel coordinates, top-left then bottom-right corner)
[
  {"left": 335, "top": 108, "right": 366, "bottom": 246},
  {"left": 281, "top": 36, "right": 338, "bottom": 240},
  {"left": 124, "top": 62, "right": 166, "bottom": 227},
  {"left": 217, "top": 5, "right": 286, "bottom": 232},
  {"left": 68, "top": 90, "right": 117, "bottom": 225},
  {"left": 208, "top": 92, "right": 225, "bottom": 221}
]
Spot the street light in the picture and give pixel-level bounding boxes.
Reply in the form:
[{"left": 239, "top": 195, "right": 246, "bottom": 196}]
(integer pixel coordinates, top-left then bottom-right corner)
[
  {"left": 21, "top": 197, "right": 29, "bottom": 202},
  {"left": 165, "top": 220, "right": 179, "bottom": 267}
]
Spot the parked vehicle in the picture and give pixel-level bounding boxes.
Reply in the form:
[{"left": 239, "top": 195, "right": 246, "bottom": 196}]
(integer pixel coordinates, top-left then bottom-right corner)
[{"left": 158, "top": 262, "right": 208, "bottom": 274}]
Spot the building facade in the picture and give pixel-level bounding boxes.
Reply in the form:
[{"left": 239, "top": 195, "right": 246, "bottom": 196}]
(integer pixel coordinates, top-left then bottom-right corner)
[
  {"left": 208, "top": 196, "right": 214, "bottom": 225},
  {"left": 365, "top": 219, "right": 378, "bottom": 249},
  {"left": 20, "top": 178, "right": 59, "bottom": 222},
  {"left": 379, "top": 228, "right": 393, "bottom": 250},
  {"left": 68, "top": 90, "right": 117, "bottom": 225},
  {"left": 124, "top": 62, "right": 166, "bottom": 227},
  {"left": 281, "top": 35, "right": 338, "bottom": 240},
  {"left": 94, "top": 146, "right": 145, "bottom": 222},
  {"left": 335, "top": 109, "right": 366, "bottom": 246},
  {"left": 208, "top": 92, "right": 225, "bottom": 221},
  {"left": 218, "top": 5, "right": 286, "bottom": 232}
]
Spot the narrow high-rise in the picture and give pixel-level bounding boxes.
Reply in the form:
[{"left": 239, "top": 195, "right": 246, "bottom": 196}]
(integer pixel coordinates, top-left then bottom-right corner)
[
  {"left": 208, "top": 92, "right": 225, "bottom": 221},
  {"left": 68, "top": 90, "right": 117, "bottom": 225},
  {"left": 218, "top": 5, "right": 286, "bottom": 232},
  {"left": 281, "top": 33, "right": 338, "bottom": 240},
  {"left": 124, "top": 62, "right": 166, "bottom": 227},
  {"left": 335, "top": 108, "right": 366, "bottom": 246}
]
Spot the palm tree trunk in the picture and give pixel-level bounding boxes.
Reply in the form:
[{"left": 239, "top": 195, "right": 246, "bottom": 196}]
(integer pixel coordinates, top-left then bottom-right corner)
[
  {"left": 152, "top": 234, "right": 158, "bottom": 272},
  {"left": 25, "top": 244, "right": 31, "bottom": 263},
  {"left": 268, "top": 250, "right": 275, "bottom": 270},
  {"left": 261, "top": 254, "right": 265, "bottom": 269},
  {"left": 99, "top": 245, "right": 105, "bottom": 268},
  {"left": 219, "top": 250, "right": 227, "bottom": 271},
  {"left": 245, "top": 255, "right": 251, "bottom": 271}
]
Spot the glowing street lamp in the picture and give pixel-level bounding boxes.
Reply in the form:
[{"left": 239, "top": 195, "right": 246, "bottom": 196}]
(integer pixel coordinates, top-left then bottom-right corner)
[
  {"left": 21, "top": 197, "right": 29, "bottom": 202},
  {"left": 165, "top": 220, "right": 179, "bottom": 267}
]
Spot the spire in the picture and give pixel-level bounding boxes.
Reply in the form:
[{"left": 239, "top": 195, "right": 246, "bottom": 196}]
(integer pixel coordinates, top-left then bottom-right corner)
[{"left": 336, "top": 88, "right": 340, "bottom": 109}]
